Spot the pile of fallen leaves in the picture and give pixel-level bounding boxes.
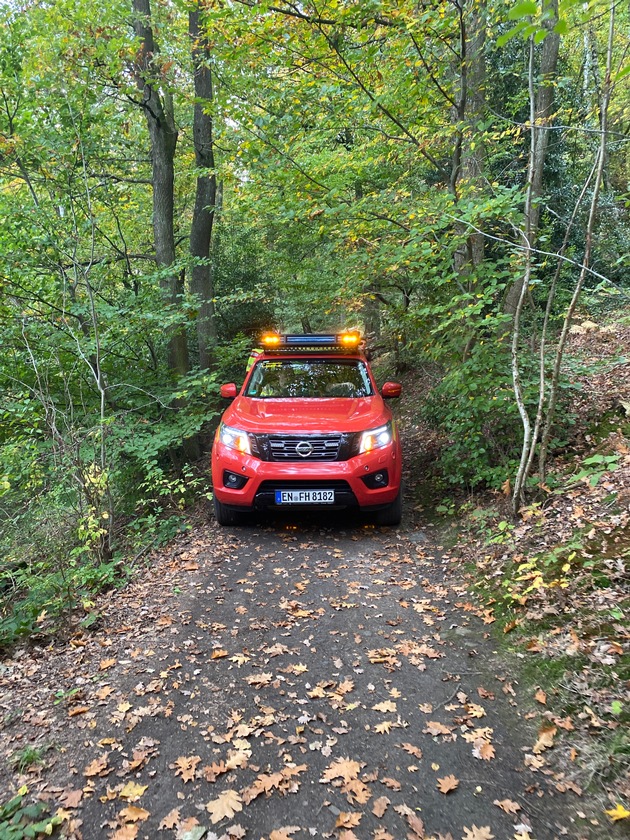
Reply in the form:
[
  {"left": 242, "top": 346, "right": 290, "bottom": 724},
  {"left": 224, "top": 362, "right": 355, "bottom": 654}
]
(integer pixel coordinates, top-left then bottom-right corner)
[{"left": 455, "top": 315, "right": 630, "bottom": 816}]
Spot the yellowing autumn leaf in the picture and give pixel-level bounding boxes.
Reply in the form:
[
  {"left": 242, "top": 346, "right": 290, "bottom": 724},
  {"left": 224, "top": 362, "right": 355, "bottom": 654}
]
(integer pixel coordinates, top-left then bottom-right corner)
[
  {"left": 205, "top": 789, "right": 243, "bottom": 824},
  {"left": 119, "top": 782, "right": 148, "bottom": 802},
  {"left": 465, "top": 703, "right": 486, "bottom": 718},
  {"left": 375, "top": 721, "right": 393, "bottom": 734},
  {"left": 605, "top": 803, "right": 630, "bottom": 821}
]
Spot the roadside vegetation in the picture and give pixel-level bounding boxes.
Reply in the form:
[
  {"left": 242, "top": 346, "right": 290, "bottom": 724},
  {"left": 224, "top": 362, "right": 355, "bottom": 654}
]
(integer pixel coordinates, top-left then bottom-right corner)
[{"left": 410, "top": 314, "right": 629, "bottom": 821}]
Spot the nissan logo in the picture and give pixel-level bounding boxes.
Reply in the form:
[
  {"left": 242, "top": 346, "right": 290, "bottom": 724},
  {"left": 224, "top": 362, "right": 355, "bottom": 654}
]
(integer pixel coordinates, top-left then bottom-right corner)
[{"left": 296, "top": 440, "right": 313, "bottom": 458}]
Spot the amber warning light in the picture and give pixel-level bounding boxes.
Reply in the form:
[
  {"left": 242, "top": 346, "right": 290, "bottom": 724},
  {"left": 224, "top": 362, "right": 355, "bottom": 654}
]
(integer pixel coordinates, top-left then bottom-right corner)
[
  {"left": 261, "top": 332, "right": 281, "bottom": 347},
  {"left": 339, "top": 331, "right": 361, "bottom": 347}
]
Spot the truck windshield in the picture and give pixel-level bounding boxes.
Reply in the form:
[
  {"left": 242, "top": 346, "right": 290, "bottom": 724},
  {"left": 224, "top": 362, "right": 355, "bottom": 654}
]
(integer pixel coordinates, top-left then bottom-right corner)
[{"left": 245, "top": 359, "right": 374, "bottom": 399}]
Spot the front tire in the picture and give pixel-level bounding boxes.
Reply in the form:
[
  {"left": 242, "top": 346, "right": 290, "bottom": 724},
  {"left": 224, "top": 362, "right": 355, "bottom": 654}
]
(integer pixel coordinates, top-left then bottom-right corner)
[
  {"left": 214, "top": 496, "right": 245, "bottom": 526},
  {"left": 374, "top": 486, "right": 402, "bottom": 527}
]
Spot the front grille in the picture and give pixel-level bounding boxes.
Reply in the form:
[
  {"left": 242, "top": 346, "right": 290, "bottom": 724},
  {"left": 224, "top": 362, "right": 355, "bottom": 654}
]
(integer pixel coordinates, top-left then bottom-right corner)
[
  {"left": 251, "top": 433, "right": 360, "bottom": 462},
  {"left": 270, "top": 435, "right": 341, "bottom": 461}
]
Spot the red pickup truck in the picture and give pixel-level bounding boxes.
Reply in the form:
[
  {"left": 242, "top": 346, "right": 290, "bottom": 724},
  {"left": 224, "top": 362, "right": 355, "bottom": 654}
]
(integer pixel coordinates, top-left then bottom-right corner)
[{"left": 211, "top": 332, "right": 402, "bottom": 526}]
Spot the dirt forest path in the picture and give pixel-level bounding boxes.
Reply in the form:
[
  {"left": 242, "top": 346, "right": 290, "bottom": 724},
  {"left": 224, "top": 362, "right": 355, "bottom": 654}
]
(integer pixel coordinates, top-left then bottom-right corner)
[{"left": 1, "top": 516, "right": 594, "bottom": 840}]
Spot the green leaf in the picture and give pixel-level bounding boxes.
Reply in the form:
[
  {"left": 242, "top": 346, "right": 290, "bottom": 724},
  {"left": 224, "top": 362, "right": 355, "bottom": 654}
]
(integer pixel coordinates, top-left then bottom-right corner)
[{"left": 508, "top": 1, "right": 538, "bottom": 20}]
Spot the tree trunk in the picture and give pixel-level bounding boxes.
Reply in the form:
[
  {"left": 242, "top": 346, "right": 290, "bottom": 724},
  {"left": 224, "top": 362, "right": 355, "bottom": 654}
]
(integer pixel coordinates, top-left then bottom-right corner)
[
  {"left": 189, "top": 4, "right": 218, "bottom": 370},
  {"left": 503, "top": 0, "right": 560, "bottom": 316},
  {"left": 132, "top": 0, "right": 189, "bottom": 377}
]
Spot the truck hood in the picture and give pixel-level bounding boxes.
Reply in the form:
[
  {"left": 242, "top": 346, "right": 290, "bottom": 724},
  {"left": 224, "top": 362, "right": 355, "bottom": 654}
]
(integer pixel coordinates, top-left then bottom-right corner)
[{"left": 223, "top": 396, "right": 389, "bottom": 434}]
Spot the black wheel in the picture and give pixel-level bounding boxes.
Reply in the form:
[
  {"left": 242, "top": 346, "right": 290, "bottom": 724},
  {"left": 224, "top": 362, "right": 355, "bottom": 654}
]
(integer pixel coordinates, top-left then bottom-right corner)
[
  {"left": 374, "top": 486, "right": 402, "bottom": 526},
  {"left": 214, "top": 496, "right": 245, "bottom": 526}
]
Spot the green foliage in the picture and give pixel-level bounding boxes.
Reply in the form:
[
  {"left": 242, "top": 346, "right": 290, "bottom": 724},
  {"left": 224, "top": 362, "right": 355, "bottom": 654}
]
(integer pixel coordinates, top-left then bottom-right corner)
[
  {"left": 0, "top": 787, "right": 60, "bottom": 840},
  {"left": 569, "top": 453, "right": 620, "bottom": 487},
  {"left": 423, "top": 344, "right": 524, "bottom": 489}
]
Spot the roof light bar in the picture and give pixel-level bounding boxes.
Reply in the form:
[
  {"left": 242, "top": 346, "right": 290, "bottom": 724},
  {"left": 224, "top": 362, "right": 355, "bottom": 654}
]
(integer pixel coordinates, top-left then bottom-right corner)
[{"left": 259, "top": 332, "right": 362, "bottom": 350}]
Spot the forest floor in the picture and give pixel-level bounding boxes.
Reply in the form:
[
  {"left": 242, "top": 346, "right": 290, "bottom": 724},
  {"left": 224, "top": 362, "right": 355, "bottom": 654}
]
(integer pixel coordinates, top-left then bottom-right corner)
[{"left": 0, "top": 318, "right": 628, "bottom": 840}]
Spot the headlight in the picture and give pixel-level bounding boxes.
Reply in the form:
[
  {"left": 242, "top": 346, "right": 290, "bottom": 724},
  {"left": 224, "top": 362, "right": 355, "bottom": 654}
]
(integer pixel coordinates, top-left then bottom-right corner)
[
  {"left": 219, "top": 423, "right": 251, "bottom": 455},
  {"left": 359, "top": 422, "right": 393, "bottom": 454}
]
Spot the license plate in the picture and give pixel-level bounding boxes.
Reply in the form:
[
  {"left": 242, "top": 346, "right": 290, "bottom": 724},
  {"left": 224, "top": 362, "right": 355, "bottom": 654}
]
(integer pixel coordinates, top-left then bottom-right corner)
[{"left": 275, "top": 489, "right": 335, "bottom": 505}]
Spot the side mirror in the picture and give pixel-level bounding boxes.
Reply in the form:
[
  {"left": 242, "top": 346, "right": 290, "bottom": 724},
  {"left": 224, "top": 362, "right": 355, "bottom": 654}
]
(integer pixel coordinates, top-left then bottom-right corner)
[
  {"left": 220, "top": 383, "right": 238, "bottom": 399},
  {"left": 381, "top": 382, "right": 402, "bottom": 399}
]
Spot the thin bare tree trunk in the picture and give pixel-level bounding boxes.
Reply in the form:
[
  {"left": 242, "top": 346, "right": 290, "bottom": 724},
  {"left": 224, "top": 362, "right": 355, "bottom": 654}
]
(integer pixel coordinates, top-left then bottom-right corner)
[
  {"left": 511, "top": 36, "right": 537, "bottom": 515},
  {"left": 538, "top": 1, "right": 615, "bottom": 478},
  {"left": 504, "top": 0, "right": 560, "bottom": 316}
]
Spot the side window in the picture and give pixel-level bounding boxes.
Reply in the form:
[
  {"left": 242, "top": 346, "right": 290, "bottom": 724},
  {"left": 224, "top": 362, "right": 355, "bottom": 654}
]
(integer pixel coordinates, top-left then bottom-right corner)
[{"left": 247, "top": 363, "right": 265, "bottom": 396}]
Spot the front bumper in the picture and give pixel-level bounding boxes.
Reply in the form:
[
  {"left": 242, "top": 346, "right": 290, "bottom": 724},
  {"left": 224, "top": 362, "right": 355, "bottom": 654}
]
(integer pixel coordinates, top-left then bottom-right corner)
[{"left": 212, "top": 441, "right": 401, "bottom": 512}]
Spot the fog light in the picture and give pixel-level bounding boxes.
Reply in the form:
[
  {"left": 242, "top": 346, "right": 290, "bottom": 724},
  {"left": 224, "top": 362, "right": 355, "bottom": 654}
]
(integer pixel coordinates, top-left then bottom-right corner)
[
  {"left": 223, "top": 470, "right": 249, "bottom": 490},
  {"left": 362, "top": 469, "right": 390, "bottom": 489}
]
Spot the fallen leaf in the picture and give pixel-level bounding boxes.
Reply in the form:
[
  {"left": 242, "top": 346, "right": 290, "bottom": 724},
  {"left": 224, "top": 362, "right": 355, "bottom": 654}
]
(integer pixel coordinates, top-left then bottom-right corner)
[
  {"left": 372, "top": 795, "right": 390, "bottom": 817},
  {"left": 118, "top": 805, "right": 150, "bottom": 823},
  {"left": 462, "top": 827, "right": 494, "bottom": 840},
  {"left": 158, "top": 808, "right": 180, "bottom": 829},
  {"left": 400, "top": 742, "right": 423, "bottom": 759},
  {"left": 437, "top": 774, "right": 459, "bottom": 794},
  {"left": 493, "top": 798, "right": 521, "bottom": 814},
  {"left": 205, "top": 789, "right": 243, "bottom": 824},
  {"left": 534, "top": 689, "right": 547, "bottom": 705},
  {"left": 84, "top": 754, "right": 110, "bottom": 777},
  {"left": 424, "top": 721, "right": 452, "bottom": 737},
  {"left": 372, "top": 700, "right": 397, "bottom": 713},
  {"left": 472, "top": 739, "right": 495, "bottom": 761},
  {"left": 269, "top": 829, "right": 300, "bottom": 840},
  {"left": 532, "top": 724, "right": 556, "bottom": 754},
  {"left": 59, "top": 789, "right": 83, "bottom": 808},
  {"left": 335, "top": 812, "right": 361, "bottom": 829},
  {"left": 173, "top": 755, "right": 201, "bottom": 783},
  {"left": 605, "top": 803, "right": 630, "bottom": 821},
  {"left": 381, "top": 777, "right": 401, "bottom": 791},
  {"left": 110, "top": 826, "right": 138, "bottom": 840},
  {"left": 68, "top": 706, "right": 90, "bottom": 717},
  {"left": 321, "top": 757, "right": 362, "bottom": 783},
  {"left": 119, "top": 782, "right": 148, "bottom": 802}
]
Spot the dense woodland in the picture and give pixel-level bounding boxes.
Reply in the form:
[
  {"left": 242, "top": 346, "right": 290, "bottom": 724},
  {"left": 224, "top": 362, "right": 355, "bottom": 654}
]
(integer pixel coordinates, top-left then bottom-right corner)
[{"left": 0, "top": 0, "right": 628, "bottom": 640}]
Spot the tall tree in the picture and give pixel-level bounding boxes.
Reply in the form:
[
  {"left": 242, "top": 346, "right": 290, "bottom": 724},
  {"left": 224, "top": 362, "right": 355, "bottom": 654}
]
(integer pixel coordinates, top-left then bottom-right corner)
[
  {"left": 132, "top": 0, "right": 189, "bottom": 377},
  {"left": 189, "top": 3, "right": 219, "bottom": 369}
]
